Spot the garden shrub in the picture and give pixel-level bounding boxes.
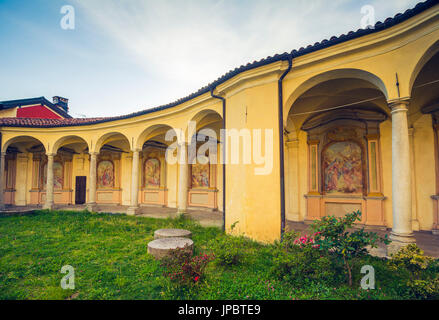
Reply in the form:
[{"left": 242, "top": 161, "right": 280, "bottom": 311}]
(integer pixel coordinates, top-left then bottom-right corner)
[
  {"left": 271, "top": 231, "right": 341, "bottom": 286},
  {"left": 271, "top": 245, "right": 337, "bottom": 286},
  {"left": 208, "top": 235, "right": 247, "bottom": 266},
  {"left": 388, "top": 244, "right": 439, "bottom": 299},
  {"left": 312, "top": 210, "right": 389, "bottom": 286},
  {"left": 388, "top": 244, "right": 433, "bottom": 278},
  {"left": 160, "top": 245, "right": 214, "bottom": 287}
]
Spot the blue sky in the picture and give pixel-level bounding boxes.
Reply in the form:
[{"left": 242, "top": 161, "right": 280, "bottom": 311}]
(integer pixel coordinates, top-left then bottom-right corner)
[{"left": 0, "top": 0, "right": 421, "bottom": 118}]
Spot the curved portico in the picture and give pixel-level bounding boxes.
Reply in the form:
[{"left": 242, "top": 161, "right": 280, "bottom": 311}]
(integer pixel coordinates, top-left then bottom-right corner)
[{"left": 1, "top": 1, "right": 439, "bottom": 245}]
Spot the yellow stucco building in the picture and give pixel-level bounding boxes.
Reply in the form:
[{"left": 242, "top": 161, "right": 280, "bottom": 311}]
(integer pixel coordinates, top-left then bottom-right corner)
[{"left": 1, "top": 0, "right": 439, "bottom": 253}]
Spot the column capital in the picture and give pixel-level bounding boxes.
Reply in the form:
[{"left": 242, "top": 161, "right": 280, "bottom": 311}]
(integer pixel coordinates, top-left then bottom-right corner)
[
  {"left": 0, "top": 152, "right": 6, "bottom": 157},
  {"left": 46, "top": 153, "right": 56, "bottom": 158},
  {"left": 388, "top": 97, "right": 410, "bottom": 111},
  {"left": 131, "top": 148, "right": 141, "bottom": 153},
  {"left": 89, "top": 152, "right": 99, "bottom": 157}
]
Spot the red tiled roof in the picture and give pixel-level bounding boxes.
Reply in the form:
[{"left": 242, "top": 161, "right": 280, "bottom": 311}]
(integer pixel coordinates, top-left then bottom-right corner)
[{"left": 0, "top": 117, "right": 110, "bottom": 128}]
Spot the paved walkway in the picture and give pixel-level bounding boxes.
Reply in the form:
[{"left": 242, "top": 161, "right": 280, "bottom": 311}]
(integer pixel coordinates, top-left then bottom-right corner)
[
  {"left": 287, "top": 221, "right": 439, "bottom": 258},
  {"left": 0, "top": 205, "right": 224, "bottom": 228}
]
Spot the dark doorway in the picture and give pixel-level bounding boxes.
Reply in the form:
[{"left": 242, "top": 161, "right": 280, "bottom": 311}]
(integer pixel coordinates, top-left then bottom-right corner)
[{"left": 75, "top": 176, "right": 86, "bottom": 205}]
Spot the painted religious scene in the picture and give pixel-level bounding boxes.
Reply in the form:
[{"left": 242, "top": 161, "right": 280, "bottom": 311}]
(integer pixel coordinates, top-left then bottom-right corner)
[
  {"left": 323, "top": 141, "right": 363, "bottom": 194},
  {"left": 144, "top": 159, "right": 160, "bottom": 187},
  {"left": 191, "top": 163, "right": 209, "bottom": 188},
  {"left": 97, "top": 160, "right": 114, "bottom": 188},
  {"left": 42, "top": 162, "right": 63, "bottom": 189}
]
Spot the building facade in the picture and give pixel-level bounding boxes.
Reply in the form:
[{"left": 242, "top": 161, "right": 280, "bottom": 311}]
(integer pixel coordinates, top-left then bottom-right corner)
[{"left": 1, "top": 0, "right": 439, "bottom": 252}]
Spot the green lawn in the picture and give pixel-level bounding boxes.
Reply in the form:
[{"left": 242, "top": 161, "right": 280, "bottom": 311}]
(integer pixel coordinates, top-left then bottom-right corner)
[{"left": 0, "top": 210, "right": 431, "bottom": 300}]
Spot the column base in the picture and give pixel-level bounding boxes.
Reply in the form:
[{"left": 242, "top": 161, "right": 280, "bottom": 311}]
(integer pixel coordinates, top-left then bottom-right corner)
[
  {"left": 86, "top": 203, "right": 98, "bottom": 212},
  {"left": 432, "top": 229, "right": 439, "bottom": 236},
  {"left": 127, "top": 206, "right": 140, "bottom": 216},
  {"left": 387, "top": 232, "right": 416, "bottom": 256},
  {"left": 177, "top": 208, "right": 188, "bottom": 215},
  {"left": 43, "top": 202, "right": 54, "bottom": 210}
]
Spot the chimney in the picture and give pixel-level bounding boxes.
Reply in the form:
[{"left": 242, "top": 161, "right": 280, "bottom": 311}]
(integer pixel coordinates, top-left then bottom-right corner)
[{"left": 53, "top": 96, "right": 69, "bottom": 113}]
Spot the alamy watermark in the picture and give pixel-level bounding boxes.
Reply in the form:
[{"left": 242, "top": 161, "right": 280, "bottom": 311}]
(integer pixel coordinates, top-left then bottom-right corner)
[
  {"left": 60, "top": 265, "right": 75, "bottom": 290},
  {"left": 164, "top": 121, "right": 274, "bottom": 176},
  {"left": 60, "top": 5, "right": 75, "bottom": 30},
  {"left": 361, "top": 5, "right": 375, "bottom": 30}
]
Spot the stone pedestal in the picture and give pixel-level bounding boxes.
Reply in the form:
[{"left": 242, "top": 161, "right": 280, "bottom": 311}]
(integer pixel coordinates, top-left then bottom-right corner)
[
  {"left": 147, "top": 237, "right": 194, "bottom": 259},
  {"left": 154, "top": 229, "right": 192, "bottom": 239}
]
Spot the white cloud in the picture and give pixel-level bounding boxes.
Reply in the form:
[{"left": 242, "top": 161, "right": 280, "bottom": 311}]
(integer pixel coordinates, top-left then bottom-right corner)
[{"left": 70, "top": 0, "right": 420, "bottom": 114}]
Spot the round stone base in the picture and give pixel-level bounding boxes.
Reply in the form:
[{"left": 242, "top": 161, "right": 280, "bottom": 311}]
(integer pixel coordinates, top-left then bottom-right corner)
[
  {"left": 147, "top": 237, "right": 194, "bottom": 259},
  {"left": 154, "top": 228, "right": 192, "bottom": 240}
]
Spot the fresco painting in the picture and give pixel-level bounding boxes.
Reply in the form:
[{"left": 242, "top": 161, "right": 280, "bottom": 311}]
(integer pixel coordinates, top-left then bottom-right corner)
[
  {"left": 323, "top": 141, "right": 363, "bottom": 194},
  {"left": 42, "top": 162, "right": 63, "bottom": 189},
  {"left": 192, "top": 163, "right": 209, "bottom": 188},
  {"left": 97, "top": 160, "right": 114, "bottom": 188},
  {"left": 145, "top": 159, "right": 160, "bottom": 187}
]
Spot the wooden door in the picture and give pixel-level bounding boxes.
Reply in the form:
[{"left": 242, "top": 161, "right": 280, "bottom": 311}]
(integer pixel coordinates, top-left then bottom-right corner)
[{"left": 75, "top": 176, "right": 86, "bottom": 204}]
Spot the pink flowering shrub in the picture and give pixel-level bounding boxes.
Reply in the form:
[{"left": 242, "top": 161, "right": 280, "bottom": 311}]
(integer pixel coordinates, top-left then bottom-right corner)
[
  {"left": 293, "top": 233, "right": 321, "bottom": 249},
  {"left": 271, "top": 231, "right": 337, "bottom": 286},
  {"left": 160, "top": 245, "right": 214, "bottom": 287}
]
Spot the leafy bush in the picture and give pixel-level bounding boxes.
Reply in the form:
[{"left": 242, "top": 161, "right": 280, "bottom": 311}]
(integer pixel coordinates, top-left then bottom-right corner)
[
  {"left": 388, "top": 244, "right": 439, "bottom": 299},
  {"left": 271, "top": 244, "right": 338, "bottom": 286},
  {"left": 208, "top": 235, "right": 247, "bottom": 266},
  {"left": 312, "top": 211, "right": 390, "bottom": 286},
  {"left": 406, "top": 278, "right": 439, "bottom": 300},
  {"left": 388, "top": 244, "right": 433, "bottom": 278},
  {"left": 271, "top": 231, "right": 341, "bottom": 286},
  {"left": 160, "top": 245, "right": 214, "bottom": 287}
]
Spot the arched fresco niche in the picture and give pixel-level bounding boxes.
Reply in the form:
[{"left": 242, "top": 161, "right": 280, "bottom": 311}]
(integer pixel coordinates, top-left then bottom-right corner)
[{"left": 301, "top": 108, "right": 387, "bottom": 226}]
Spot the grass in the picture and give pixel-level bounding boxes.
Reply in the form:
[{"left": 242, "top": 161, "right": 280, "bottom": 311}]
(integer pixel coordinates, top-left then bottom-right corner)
[{"left": 0, "top": 210, "right": 427, "bottom": 300}]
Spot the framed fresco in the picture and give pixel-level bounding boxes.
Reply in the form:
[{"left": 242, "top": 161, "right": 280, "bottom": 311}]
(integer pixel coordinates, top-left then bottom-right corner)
[
  {"left": 191, "top": 163, "right": 210, "bottom": 188},
  {"left": 322, "top": 141, "right": 363, "bottom": 194},
  {"left": 42, "top": 161, "right": 64, "bottom": 190},
  {"left": 97, "top": 160, "right": 114, "bottom": 189},
  {"left": 144, "top": 158, "right": 160, "bottom": 187}
]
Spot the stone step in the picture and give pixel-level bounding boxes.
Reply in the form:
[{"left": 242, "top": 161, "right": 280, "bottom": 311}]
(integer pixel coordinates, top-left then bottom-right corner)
[
  {"left": 154, "top": 228, "right": 192, "bottom": 239},
  {"left": 147, "top": 237, "right": 194, "bottom": 259}
]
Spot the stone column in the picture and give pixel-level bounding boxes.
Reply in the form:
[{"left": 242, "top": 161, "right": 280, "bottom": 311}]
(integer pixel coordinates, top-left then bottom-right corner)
[
  {"left": 388, "top": 100, "right": 416, "bottom": 254},
  {"left": 0, "top": 152, "right": 6, "bottom": 211},
  {"left": 87, "top": 152, "right": 98, "bottom": 211},
  {"left": 177, "top": 142, "right": 189, "bottom": 214},
  {"left": 127, "top": 149, "right": 140, "bottom": 215},
  {"left": 43, "top": 153, "right": 55, "bottom": 210}
]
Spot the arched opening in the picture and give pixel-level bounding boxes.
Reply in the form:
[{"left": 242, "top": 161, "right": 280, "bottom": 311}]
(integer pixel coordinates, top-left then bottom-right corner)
[
  {"left": 1, "top": 136, "right": 46, "bottom": 206},
  {"left": 187, "top": 110, "right": 223, "bottom": 211},
  {"left": 137, "top": 125, "right": 178, "bottom": 208},
  {"left": 411, "top": 44, "right": 439, "bottom": 233},
  {"left": 49, "top": 135, "right": 90, "bottom": 207},
  {"left": 93, "top": 132, "right": 131, "bottom": 206},
  {"left": 284, "top": 70, "right": 389, "bottom": 227}
]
